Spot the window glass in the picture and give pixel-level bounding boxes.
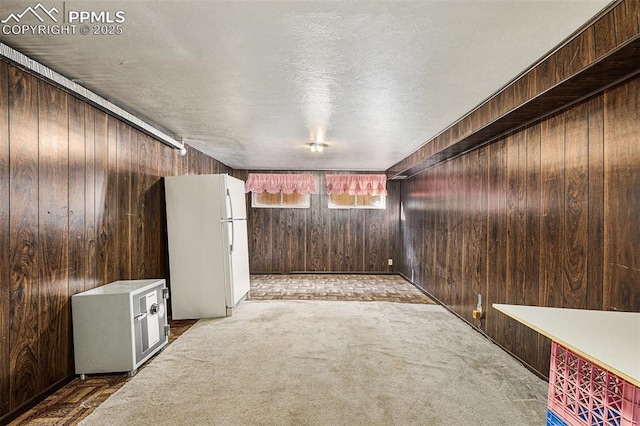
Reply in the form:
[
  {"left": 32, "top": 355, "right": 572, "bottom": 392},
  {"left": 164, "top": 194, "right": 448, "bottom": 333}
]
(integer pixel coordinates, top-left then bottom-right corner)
[
  {"left": 328, "top": 194, "right": 386, "bottom": 209},
  {"left": 252, "top": 191, "right": 310, "bottom": 208}
]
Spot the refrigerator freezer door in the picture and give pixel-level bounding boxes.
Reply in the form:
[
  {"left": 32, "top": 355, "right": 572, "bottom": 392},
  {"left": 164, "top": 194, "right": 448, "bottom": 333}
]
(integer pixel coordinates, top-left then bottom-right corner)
[{"left": 224, "top": 175, "right": 248, "bottom": 220}]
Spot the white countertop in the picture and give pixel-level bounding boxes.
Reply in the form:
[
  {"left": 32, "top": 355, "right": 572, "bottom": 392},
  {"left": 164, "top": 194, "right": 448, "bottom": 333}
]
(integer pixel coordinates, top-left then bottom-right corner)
[{"left": 493, "top": 304, "right": 640, "bottom": 387}]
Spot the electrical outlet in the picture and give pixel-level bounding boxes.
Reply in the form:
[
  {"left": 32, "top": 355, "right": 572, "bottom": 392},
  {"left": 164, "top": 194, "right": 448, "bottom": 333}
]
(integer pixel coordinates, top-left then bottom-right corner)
[
  {"left": 388, "top": 259, "right": 393, "bottom": 266},
  {"left": 473, "top": 293, "right": 483, "bottom": 320}
]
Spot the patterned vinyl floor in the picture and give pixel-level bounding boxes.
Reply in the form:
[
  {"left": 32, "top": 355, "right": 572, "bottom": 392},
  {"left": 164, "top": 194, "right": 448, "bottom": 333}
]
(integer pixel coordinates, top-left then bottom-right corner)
[
  {"left": 10, "top": 274, "right": 432, "bottom": 425},
  {"left": 250, "top": 274, "right": 434, "bottom": 304}
]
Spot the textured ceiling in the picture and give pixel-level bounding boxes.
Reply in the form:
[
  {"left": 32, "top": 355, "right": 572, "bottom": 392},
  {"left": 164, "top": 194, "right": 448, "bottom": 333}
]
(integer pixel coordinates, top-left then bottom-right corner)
[{"left": 0, "top": 1, "right": 611, "bottom": 171}]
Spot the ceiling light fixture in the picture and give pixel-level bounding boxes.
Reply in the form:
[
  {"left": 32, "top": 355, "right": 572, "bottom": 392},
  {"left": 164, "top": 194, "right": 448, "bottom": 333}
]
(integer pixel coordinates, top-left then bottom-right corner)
[{"left": 309, "top": 142, "right": 328, "bottom": 153}]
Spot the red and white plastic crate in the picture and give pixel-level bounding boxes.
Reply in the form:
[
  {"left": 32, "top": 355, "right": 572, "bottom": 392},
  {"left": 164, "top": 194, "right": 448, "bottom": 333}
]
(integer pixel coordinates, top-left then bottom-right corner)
[{"left": 548, "top": 342, "right": 640, "bottom": 426}]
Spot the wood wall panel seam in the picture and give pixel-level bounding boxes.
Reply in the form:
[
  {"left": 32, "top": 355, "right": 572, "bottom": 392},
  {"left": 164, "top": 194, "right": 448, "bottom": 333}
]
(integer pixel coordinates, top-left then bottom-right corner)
[
  {"left": 0, "top": 58, "right": 11, "bottom": 417},
  {"left": 8, "top": 67, "right": 40, "bottom": 412},
  {"left": 94, "top": 110, "right": 108, "bottom": 288},
  {"left": 68, "top": 96, "right": 87, "bottom": 299},
  {"left": 586, "top": 96, "right": 604, "bottom": 311},
  {"left": 561, "top": 103, "right": 589, "bottom": 309},
  {"left": 106, "top": 116, "right": 118, "bottom": 283},
  {"left": 116, "top": 121, "right": 132, "bottom": 280},
  {"left": 37, "top": 80, "right": 70, "bottom": 391},
  {"left": 83, "top": 104, "right": 96, "bottom": 291},
  {"left": 524, "top": 125, "right": 542, "bottom": 372}
]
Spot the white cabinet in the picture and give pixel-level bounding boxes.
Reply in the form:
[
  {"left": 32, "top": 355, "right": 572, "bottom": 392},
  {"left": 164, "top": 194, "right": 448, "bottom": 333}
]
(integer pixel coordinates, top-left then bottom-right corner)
[{"left": 72, "top": 279, "right": 170, "bottom": 379}]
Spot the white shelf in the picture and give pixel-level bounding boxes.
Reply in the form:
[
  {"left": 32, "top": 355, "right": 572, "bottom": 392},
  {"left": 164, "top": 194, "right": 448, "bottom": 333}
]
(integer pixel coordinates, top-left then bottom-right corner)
[{"left": 493, "top": 304, "right": 640, "bottom": 387}]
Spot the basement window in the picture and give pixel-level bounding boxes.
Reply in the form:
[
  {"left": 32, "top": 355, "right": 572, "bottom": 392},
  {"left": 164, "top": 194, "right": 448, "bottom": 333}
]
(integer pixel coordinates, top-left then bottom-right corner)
[
  {"left": 252, "top": 191, "right": 310, "bottom": 208},
  {"left": 328, "top": 193, "right": 386, "bottom": 209},
  {"left": 325, "top": 174, "right": 387, "bottom": 210},
  {"left": 246, "top": 173, "right": 315, "bottom": 209}
]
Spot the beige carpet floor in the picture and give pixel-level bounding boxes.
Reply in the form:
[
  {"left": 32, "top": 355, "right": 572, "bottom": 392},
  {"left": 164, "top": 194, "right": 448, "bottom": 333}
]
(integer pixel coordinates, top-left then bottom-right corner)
[{"left": 79, "top": 300, "right": 548, "bottom": 425}]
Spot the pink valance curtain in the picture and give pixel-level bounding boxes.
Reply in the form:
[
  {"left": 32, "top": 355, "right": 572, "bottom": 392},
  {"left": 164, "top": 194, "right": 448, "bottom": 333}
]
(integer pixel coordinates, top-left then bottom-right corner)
[
  {"left": 245, "top": 173, "right": 316, "bottom": 194},
  {"left": 325, "top": 174, "right": 388, "bottom": 196}
]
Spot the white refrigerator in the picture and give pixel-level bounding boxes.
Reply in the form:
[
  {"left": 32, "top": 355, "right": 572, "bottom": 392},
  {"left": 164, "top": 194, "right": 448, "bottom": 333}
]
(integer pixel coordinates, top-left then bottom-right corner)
[{"left": 164, "top": 174, "right": 251, "bottom": 319}]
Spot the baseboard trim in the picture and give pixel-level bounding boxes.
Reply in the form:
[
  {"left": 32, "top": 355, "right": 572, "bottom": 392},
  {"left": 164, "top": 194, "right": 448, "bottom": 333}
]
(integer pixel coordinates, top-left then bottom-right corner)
[{"left": 251, "top": 271, "right": 399, "bottom": 276}]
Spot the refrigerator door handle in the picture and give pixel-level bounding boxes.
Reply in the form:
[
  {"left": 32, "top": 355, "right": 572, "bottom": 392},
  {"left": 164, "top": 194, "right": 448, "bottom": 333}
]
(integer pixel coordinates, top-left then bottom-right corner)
[
  {"left": 222, "top": 219, "right": 235, "bottom": 253},
  {"left": 226, "top": 188, "right": 234, "bottom": 220}
]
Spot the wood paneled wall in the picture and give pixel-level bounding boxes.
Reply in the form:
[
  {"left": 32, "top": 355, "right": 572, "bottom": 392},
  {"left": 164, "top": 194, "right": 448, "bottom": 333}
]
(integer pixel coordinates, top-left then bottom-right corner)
[
  {"left": 0, "top": 62, "right": 232, "bottom": 422},
  {"left": 399, "top": 75, "right": 640, "bottom": 377},
  {"left": 238, "top": 171, "right": 400, "bottom": 273}
]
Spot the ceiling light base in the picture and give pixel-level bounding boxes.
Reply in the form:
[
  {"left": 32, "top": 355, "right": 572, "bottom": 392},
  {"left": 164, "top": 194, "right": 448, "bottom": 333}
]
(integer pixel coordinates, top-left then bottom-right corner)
[{"left": 309, "top": 142, "right": 328, "bottom": 153}]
